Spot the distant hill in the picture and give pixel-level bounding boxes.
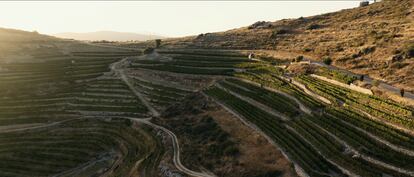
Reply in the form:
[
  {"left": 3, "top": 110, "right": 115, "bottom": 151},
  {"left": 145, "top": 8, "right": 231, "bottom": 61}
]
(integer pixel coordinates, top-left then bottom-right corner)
[
  {"left": 0, "top": 27, "right": 131, "bottom": 62},
  {"left": 54, "top": 31, "right": 165, "bottom": 42}
]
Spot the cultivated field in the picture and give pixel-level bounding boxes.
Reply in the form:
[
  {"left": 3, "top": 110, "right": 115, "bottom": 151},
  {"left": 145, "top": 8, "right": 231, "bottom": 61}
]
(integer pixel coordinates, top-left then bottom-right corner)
[{"left": 1, "top": 26, "right": 413, "bottom": 177}]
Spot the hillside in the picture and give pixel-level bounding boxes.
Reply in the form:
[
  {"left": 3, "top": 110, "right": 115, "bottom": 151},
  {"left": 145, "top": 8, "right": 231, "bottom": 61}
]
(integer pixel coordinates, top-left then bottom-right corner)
[
  {"left": 1, "top": 1, "right": 414, "bottom": 177},
  {"left": 0, "top": 27, "right": 298, "bottom": 177},
  {"left": 54, "top": 31, "right": 165, "bottom": 42},
  {"left": 125, "top": 0, "right": 413, "bottom": 91}
]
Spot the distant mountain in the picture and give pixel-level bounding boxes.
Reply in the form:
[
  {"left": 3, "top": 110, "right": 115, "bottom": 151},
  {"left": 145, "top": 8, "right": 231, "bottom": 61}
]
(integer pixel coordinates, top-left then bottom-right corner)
[{"left": 53, "top": 31, "right": 165, "bottom": 42}]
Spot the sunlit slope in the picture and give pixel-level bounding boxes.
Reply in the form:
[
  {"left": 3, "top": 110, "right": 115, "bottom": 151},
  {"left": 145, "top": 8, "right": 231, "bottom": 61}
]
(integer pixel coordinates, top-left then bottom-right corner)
[
  {"left": 127, "top": 0, "right": 414, "bottom": 90},
  {"left": 0, "top": 29, "right": 165, "bottom": 176},
  {"left": 130, "top": 49, "right": 414, "bottom": 177}
]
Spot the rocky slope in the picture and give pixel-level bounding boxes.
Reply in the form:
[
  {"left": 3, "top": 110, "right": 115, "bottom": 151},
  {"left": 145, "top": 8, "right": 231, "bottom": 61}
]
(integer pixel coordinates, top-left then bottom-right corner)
[{"left": 133, "top": 0, "right": 414, "bottom": 91}]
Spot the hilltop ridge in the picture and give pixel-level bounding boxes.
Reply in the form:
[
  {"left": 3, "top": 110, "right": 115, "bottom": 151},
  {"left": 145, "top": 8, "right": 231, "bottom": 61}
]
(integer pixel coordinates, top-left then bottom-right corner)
[{"left": 126, "top": 0, "right": 414, "bottom": 91}]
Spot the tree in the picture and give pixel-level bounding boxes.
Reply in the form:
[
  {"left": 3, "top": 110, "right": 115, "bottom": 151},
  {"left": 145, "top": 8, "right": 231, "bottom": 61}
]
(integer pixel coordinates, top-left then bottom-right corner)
[
  {"left": 295, "top": 55, "right": 304, "bottom": 62},
  {"left": 400, "top": 89, "right": 405, "bottom": 97},
  {"left": 323, "top": 56, "right": 332, "bottom": 65},
  {"left": 360, "top": 75, "right": 364, "bottom": 81},
  {"left": 155, "top": 39, "right": 162, "bottom": 48}
]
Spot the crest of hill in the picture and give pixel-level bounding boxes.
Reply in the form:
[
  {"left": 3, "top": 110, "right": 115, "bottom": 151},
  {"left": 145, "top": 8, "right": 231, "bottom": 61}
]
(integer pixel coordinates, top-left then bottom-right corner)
[
  {"left": 0, "top": 28, "right": 131, "bottom": 62},
  {"left": 54, "top": 31, "right": 166, "bottom": 42},
  {"left": 154, "top": 0, "right": 413, "bottom": 90}
]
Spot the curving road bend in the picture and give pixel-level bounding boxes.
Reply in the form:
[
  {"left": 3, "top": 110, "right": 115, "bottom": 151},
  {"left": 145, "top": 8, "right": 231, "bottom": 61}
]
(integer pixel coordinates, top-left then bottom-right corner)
[{"left": 112, "top": 57, "right": 215, "bottom": 177}]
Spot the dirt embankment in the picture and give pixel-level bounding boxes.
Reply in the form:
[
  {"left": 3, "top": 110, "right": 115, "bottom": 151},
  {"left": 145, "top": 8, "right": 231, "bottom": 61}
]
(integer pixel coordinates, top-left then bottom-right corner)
[{"left": 154, "top": 93, "right": 297, "bottom": 177}]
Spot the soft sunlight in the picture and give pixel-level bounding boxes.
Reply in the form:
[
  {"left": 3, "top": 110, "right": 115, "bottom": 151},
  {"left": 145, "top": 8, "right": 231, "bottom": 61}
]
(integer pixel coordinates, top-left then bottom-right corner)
[{"left": 0, "top": 1, "right": 357, "bottom": 37}]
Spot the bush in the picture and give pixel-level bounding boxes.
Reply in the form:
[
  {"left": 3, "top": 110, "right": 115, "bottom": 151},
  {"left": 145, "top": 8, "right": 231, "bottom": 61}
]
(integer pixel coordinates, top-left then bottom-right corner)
[
  {"left": 270, "top": 28, "right": 289, "bottom": 38},
  {"left": 303, "top": 48, "right": 312, "bottom": 52},
  {"left": 295, "top": 55, "right": 304, "bottom": 62},
  {"left": 143, "top": 47, "right": 154, "bottom": 54},
  {"left": 405, "top": 43, "right": 414, "bottom": 58},
  {"left": 274, "top": 28, "right": 289, "bottom": 35},
  {"left": 248, "top": 21, "right": 272, "bottom": 29},
  {"left": 322, "top": 56, "right": 332, "bottom": 65},
  {"left": 307, "top": 24, "right": 321, "bottom": 30},
  {"left": 361, "top": 46, "right": 376, "bottom": 55}
]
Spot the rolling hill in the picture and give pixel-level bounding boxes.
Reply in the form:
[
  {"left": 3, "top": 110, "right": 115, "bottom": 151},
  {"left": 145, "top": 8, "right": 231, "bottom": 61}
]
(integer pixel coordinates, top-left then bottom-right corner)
[
  {"left": 1, "top": 1, "right": 414, "bottom": 177},
  {"left": 54, "top": 31, "right": 165, "bottom": 42},
  {"left": 125, "top": 0, "right": 413, "bottom": 91}
]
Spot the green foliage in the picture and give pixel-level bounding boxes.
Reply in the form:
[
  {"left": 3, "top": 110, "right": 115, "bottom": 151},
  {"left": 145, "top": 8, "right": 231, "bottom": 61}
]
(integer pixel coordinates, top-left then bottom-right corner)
[
  {"left": 361, "top": 46, "right": 376, "bottom": 55},
  {"left": 405, "top": 43, "right": 414, "bottom": 58},
  {"left": 317, "top": 68, "right": 357, "bottom": 84},
  {"left": 295, "top": 55, "right": 304, "bottom": 62},
  {"left": 306, "top": 24, "right": 321, "bottom": 30},
  {"left": 322, "top": 56, "right": 332, "bottom": 65},
  {"left": 270, "top": 28, "right": 289, "bottom": 38},
  {"left": 303, "top": 47, "right": 312, "bottom": 52}
]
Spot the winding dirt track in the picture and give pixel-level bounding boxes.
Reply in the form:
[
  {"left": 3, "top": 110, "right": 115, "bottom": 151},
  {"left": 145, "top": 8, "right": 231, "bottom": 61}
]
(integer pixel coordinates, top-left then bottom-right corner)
[
  {"left": 111, "top": 57, "right": 161, "bottom": 117},
  {"left": 112, "top": 57, "right": 216, "bottom": 177},
  {"left": 133, "top": 118, "right": 216, "bottom": 177}
]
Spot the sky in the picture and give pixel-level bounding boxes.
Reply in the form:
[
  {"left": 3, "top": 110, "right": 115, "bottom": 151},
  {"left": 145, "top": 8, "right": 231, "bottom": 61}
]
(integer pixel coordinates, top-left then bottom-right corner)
[{"left": 0, "top": 1, "right": 358, "bottom": 37}]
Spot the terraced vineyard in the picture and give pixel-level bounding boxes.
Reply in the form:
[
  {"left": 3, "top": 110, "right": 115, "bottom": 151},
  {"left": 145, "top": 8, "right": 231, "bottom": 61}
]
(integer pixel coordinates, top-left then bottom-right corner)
[
  {"left": 2, "top": 43, "right": 414, "bottom": 177},
  {"left": 0, "top": 47, "right": 172, "bottom": 176},
  {"left": 129, "top": 50, "right": 261, "bottom": 75},
  {"left": 131, "top": 77, "right": 193, "bottom": 111},
  {"left": 296, "top": 75, "right": 414, "bottom": 131},
  {"left": 127, "top": 49, "right": 414, "bottom": 177}
]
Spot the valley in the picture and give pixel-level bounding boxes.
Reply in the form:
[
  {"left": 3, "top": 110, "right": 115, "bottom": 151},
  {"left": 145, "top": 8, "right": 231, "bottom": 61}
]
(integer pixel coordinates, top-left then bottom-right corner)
[{"left": 0, "top": 0, "right": 413, "bottom": 176}]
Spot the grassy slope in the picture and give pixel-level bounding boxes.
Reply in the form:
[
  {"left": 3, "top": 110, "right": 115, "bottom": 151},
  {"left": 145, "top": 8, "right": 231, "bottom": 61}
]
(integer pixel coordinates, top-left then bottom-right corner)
[{"left": 128, "top": 0, "right": 414, "bottom": 91}]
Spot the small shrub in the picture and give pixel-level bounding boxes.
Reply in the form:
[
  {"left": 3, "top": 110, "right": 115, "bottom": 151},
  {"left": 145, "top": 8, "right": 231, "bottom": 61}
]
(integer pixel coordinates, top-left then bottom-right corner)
[
  {"left": 405, "top": 43, "right": 414, "bottom": 58},
  {"left": 295, "top": 55, "right": 304, "bottom": 62},
  {"left": 274, "top": 28, "right": 289, "bottom": 35},
  {"left": 306, "top": 24, "right": 321, "bottom": 30},
  {"left": 249, "top": 21, "right": 272, "bottom": 29},
  {"left": 270, "top": 29, "right": 289, "bottom": 38},
  {"left": 322, "top": 56, "right": 332, "bottom": 65},
  {"left": 303, "top": 48, "right": 312, "bottom": 52},
  {"left": 361, "top": 46, "right": 376, "bottom": 55},
  {"left": 352, "top": 53, "right": 360, "bottom": 58},
  {"left": 390, "top": 62, "right": 408, "bottom": 69}
]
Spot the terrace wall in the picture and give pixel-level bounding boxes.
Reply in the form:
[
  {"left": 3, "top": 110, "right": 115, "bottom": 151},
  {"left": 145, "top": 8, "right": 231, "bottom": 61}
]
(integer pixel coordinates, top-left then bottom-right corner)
[{"left": 310, "top": 74, "right": 373, "bottom": 95}]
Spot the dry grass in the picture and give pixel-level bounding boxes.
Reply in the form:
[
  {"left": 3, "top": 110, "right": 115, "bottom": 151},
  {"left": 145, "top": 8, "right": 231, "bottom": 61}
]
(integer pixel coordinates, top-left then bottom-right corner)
[{"left": 121, "top": 0, "right": 413, "bottom": 91}]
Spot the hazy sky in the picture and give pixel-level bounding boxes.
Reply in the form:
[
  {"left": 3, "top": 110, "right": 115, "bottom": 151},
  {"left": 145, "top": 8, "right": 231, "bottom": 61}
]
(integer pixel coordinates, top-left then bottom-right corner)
[{"left": 0, "top": 1, "right": 358, "bottom": 37}]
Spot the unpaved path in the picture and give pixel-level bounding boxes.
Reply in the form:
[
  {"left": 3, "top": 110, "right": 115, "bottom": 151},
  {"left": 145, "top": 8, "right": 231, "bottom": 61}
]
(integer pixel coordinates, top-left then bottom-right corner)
[
  {"left": 111, "top": 57, "right": 214, "bottom": 177},
  {"left": 201, "top": 92, "right": 310, "bottom": 177},
  {"left": 111, "top": 57, "right": 160, "bottom": 117},
  {"left": 0, "top": 118, "right": 80, "bottom": 133},
  {"left": 113, "top": 117, "right": 216, "bottom": 177}
]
